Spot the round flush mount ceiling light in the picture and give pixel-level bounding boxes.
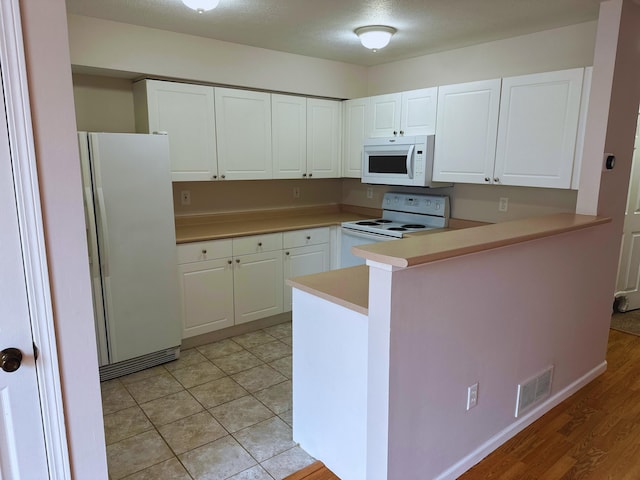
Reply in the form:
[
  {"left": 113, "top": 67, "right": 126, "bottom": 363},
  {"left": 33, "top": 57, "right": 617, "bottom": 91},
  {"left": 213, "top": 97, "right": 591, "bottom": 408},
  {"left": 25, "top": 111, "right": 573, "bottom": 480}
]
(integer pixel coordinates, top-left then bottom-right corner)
[
  {"left": 182, "top": 0, "right": 220, "bottom": 13},
  {"left": 355, "top": 25, "right": 397, "bottom": 51}
]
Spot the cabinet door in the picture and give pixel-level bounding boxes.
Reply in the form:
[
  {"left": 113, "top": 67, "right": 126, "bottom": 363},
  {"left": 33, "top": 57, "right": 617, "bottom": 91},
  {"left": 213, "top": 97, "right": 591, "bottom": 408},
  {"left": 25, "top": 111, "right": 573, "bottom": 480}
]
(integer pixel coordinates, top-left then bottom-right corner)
[
  {"left": 283, "top": 244, "right": 330, "bottom": 312},
  {"left": 215, "top": 88, "right": 272, "bottom": 180},
  {"left": 233, "top": 250, "right": 283, "bottom": 324},
  {"left": 134, "top": 80, "right": 217, "bottom": 181},
  {"left": 401, "top": 87, "right": 438, "bottom": 136},
  {"left": 572, "top": 67, "right": 593, "bottom": 190},
  {"left": 272, "top": 94, "right": 307, "bottom": 179},
  {"left": 433, "top": 79, "right": 501, "bottom": 184},
  {"left": 369, "top": 93, "right": 402, "bottom": 137},
  {"left": 343, "top": 98, "right": 370, "bottom": 178},
  {"left": 494, "top": 68, "right": 584, "bottom": 188},
  {"left": 178, "top": 258, "right": 234, "bottom": 338},
  {"left": 307, "top": 99, "right": 341, "bottom": 178}
]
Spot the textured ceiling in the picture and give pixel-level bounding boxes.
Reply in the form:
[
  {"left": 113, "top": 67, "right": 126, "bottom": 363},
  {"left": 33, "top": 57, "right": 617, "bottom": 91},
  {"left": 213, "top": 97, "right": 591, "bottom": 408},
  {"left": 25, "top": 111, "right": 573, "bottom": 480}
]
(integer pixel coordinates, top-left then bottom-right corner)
[{"left": 65, "top": 0, "right": 602, "bottom": 67}]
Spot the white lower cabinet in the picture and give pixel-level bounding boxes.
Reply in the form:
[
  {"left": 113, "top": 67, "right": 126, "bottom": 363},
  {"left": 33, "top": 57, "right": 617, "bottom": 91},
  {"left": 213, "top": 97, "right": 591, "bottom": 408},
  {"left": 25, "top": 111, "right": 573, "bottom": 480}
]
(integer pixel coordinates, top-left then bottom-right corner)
[
  {"left": 283, "top": 228, "right": 331, "bottom": 311},
  {"left": 178, "top": 259, "right": 235, "bottom": 338},
  {"left": 233, "top": 250, "right": 284, "bottom": 325},
  {"left": 177, "top": 233, "right": 284, "bottom": 338},
  {"left": 177, "top": 228, "right": 332, "bottom": 338},
  {"left": 177, "top": 239, "right": 234, "bottom": 338}
]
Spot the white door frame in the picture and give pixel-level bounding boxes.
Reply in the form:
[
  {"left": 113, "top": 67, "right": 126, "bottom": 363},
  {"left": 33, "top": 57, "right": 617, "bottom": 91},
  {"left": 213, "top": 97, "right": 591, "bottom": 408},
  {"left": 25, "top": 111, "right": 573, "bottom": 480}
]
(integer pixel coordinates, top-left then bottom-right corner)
[{"left": 0, "top": 1, "right": 71, "bottom": 477}]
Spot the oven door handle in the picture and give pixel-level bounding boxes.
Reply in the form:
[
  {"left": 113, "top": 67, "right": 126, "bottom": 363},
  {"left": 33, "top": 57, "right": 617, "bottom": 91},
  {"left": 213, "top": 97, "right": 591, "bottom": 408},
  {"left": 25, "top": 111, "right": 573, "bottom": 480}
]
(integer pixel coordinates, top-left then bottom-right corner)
[
  {"left": 341, "top": 227, "right": 396, "bottom": 241},
  {"left": 406, "top": 144, "right": 415, "bottom": 179}
]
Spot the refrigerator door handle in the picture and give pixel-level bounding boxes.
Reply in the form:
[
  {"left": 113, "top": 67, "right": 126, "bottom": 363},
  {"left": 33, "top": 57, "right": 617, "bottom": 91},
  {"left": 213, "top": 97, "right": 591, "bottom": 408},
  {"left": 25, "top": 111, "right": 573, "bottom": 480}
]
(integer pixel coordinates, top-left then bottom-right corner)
[{"left": 95, "top": 188, "right": 110, "bottom": 278}]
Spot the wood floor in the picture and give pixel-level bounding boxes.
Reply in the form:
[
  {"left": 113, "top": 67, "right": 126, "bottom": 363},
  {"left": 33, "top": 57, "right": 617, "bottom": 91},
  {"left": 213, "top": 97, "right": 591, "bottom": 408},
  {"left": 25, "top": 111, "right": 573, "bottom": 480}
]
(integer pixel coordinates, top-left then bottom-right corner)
[
  {"left": 287, "top": 328, "right": 640, "bottom": 480},
  {"left": 284, "top": 461, "right": 339, "bottom": 480},
  {"left": 459, "top": 328, "right": 640, "bottom": 479}
]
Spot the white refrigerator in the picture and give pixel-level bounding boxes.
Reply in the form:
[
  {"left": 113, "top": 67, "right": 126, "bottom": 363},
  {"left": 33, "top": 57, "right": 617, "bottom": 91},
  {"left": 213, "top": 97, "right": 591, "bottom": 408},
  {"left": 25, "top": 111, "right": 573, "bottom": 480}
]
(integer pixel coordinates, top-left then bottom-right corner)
[{"left": 78, "top": 132, "right": 181, "bottom": 380}]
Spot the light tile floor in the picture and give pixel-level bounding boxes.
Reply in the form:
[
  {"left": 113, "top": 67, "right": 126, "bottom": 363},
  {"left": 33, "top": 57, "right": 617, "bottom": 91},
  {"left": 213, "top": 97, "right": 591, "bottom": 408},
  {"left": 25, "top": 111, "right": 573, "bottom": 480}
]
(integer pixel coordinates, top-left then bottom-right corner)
[{"left": 101, "top": 320, "right": 316, "bottom": 480}]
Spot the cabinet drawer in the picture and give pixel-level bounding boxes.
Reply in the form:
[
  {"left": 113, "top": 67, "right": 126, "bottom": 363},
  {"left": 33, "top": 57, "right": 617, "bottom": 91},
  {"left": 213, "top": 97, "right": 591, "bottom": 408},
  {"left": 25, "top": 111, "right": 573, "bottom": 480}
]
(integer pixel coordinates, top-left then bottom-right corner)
[
  {"left": 283, "top": 227, "right": 330, "bottom": 248},
  {"left": 233, "top": 233, "right": 283, "bottom": 256},
  {"left": 177, "top": 239, "right": 232, "bottom": 264}
]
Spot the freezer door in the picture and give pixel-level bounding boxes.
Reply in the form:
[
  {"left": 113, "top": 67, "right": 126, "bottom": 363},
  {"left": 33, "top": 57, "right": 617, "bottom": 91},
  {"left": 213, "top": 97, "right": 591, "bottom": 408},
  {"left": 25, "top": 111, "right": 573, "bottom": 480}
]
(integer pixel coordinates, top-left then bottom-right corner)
[
  {"left": 78, "top": 132, "right": 110, "bottom": 366},
  {"left": 89, "top": 133, "right": 180, "bottom": 364}
]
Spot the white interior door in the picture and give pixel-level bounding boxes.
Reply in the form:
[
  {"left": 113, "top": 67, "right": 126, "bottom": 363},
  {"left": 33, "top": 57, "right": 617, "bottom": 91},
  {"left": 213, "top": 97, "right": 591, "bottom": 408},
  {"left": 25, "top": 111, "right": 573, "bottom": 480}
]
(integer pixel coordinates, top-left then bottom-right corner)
[
  {"left": 616, "top": 110, "right": 640, "bottom": 311},
  {"left": 0, "top": 74, "right": 49, "bottom": 478}
]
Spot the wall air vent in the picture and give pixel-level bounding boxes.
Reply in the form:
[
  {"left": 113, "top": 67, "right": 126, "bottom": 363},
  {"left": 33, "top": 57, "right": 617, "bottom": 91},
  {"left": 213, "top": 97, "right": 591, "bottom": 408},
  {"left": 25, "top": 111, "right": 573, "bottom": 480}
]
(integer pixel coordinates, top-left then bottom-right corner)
[{"left": 515, "top": 365, "right": 554, "bottom": 417}]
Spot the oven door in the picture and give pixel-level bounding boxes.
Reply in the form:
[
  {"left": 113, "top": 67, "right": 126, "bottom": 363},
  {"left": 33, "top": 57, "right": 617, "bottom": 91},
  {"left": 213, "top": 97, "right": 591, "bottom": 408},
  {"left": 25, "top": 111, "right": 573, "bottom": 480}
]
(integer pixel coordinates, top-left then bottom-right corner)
[{"left": 340, "top": 227, "right": 397, "bottom": 268}]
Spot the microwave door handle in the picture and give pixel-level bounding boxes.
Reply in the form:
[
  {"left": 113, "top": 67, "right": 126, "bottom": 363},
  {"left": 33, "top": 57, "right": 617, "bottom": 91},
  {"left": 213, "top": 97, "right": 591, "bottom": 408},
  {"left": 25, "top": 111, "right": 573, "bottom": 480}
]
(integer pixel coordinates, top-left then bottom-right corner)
[{"left": 406, "top": 145, "right": 415, "bottom": 178}]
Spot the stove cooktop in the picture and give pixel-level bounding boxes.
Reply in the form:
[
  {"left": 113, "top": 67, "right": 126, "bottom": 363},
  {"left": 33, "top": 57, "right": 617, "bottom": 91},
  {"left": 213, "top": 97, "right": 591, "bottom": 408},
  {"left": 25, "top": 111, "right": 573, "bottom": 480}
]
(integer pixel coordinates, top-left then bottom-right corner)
[{"left": 342, "top": 192, "right": 450, "bottom": 238}]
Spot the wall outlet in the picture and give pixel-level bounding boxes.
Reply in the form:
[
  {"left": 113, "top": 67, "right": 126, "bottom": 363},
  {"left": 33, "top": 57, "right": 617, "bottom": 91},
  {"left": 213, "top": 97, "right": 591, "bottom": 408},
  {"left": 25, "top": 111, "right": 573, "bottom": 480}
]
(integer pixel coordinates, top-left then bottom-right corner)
[
  {"left": 498, "top": 197, "right": 509, "bottom": 212},
  {"left": 293, "top": 187, "right": 300, "bottom": 199},
  {"left": 466, "top": 382, "right": 479, "bottom": 410},
  {"left": 180, "top": 190, "right": 191, "bottom": 206},
  {"left": 367, "top": 187, "right": 374, "bottom": 199}
]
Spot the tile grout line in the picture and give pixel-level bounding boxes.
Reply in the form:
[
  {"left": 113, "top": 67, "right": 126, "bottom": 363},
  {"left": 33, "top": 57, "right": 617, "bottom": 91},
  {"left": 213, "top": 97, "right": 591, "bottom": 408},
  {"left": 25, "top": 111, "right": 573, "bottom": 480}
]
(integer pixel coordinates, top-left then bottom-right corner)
[{"left": 104, "top": 323, "right": 299, "bottom": 479}]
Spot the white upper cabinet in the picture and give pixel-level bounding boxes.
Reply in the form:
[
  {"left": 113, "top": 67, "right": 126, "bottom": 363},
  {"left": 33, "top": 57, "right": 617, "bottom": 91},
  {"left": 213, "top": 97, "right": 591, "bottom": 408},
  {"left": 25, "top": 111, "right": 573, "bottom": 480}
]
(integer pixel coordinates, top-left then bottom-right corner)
[
  {"left": 401, "top": 88, "right": 438, "bottom": 136},
  {"left": 433, "top": 79, "right": 502, "bottom": 184},
  {"left": 215, "top": 88, "right": 272, "bottom": 180},
  {"left": 307, "top": 98, "right": 342, "bottom": 178},
  {"left": 272, "top": 96, "right": 341, "bottom": 179},
  {"left": 571, "top": 67, "right": 593, "bottom": 190},
  {"left": 369, "top": 93, "right": 401, "bottom": 137},
  {"left": 494, "top": 68, "right": 584, "bottom": 188},
  {"left": 369, "top": 87, "right": 437, "bottom": 138},
  {"left": 342, "top": 97, "right": 370, "bottom": 178},
  {"left": 272, "top": 94, "right": 307, "bottom": 179},
  {"left": 133, "top": 80, "right": 217, "bottom": 181}
]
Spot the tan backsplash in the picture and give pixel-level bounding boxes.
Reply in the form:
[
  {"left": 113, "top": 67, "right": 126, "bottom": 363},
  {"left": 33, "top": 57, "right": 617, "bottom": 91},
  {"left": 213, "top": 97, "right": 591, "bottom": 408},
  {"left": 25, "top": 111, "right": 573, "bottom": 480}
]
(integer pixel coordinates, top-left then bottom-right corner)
[
  {"left": 173, "top": 178, "right": 343, "bottom": 216},
  {"left": 175, "top": 177, "right": 577, "bottom": 222},
  {"left": 341, "top": 178, "right": 577, "bottom": 223}
]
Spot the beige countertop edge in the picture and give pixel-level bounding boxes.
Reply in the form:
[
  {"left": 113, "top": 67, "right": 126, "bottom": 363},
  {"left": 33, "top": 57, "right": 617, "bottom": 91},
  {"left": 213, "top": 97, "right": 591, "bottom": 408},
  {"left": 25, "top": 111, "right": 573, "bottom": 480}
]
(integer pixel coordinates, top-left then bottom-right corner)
[
  {"left": 352, "top": 213, "right": 612, "bottom": 268},
  {"left": 286, "top": 265, "right": 369, "bottom": 316},
  {"left": 175, "top": 213, "right": 374, "bottom": 244}
]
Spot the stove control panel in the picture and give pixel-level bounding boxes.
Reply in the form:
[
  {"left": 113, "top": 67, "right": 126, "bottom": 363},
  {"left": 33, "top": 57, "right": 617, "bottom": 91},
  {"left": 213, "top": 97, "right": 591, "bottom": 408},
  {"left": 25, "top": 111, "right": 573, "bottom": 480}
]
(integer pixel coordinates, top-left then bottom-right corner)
[{"left": 383, "top": 192, "right": 450, "bottom": 218}]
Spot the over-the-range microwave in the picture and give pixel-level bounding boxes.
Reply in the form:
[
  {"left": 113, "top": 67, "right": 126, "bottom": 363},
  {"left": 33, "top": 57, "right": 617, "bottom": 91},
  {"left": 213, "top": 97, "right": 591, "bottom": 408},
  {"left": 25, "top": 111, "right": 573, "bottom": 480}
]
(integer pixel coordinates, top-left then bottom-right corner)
[{"left": 361, "top": 134, "right": 449, "bottom": 187}]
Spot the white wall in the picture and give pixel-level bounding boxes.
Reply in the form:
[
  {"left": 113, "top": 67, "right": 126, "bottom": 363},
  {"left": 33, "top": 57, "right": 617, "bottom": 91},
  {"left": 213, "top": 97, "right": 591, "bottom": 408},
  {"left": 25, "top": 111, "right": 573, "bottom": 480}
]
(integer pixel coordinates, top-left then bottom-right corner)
[
  {"left": 73, "top": 74, "right": 136, "bottom": 133},
  {"left": 67, "top": 14, "right": 368, "bottom": 100},
  {"left": 20, "top": 0, "right": 108, "bottom": 478},
  {"left": 367, "top": 21, "right": 598, "bottom": 95},
  {"left": 68, "top": 16, "right": 599, "bottom": 223}
]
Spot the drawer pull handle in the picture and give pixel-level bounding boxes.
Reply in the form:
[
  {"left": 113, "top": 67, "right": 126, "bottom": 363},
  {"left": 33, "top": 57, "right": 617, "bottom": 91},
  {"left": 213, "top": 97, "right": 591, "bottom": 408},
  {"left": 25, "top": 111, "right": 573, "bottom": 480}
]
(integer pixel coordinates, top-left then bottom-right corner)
[
  {"left": 285, "top": 251, "right": 290, "bottom": 255},
  {"left": 227, "top": 260, "right": 232, "bottom": 264},
  {"left": 202, "top": 249, "right": 207, "bottom": 254},
  {"left": 258, "top": 242, "right": 262, "bottom": 247},
  {"left": 306, "top": 236, "right": 311, "bottom": 240},
  {"left": 236, "top": 259, "right": 240, "bottom": 263}
]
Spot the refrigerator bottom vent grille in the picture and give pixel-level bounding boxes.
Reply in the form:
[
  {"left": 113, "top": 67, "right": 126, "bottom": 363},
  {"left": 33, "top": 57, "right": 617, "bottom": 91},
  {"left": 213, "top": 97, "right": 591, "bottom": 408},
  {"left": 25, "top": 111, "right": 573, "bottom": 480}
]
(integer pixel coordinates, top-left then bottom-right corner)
[{"left": 99, "top": 346, "right": 181, "bottom": 382}]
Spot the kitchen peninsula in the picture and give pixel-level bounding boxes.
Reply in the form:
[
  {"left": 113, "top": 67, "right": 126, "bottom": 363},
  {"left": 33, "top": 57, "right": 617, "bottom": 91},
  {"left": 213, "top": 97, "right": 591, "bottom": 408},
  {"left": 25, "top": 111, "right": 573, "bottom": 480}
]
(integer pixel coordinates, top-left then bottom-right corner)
[{"left": 288, "top": 213, "right": 611, "bottom": 480}]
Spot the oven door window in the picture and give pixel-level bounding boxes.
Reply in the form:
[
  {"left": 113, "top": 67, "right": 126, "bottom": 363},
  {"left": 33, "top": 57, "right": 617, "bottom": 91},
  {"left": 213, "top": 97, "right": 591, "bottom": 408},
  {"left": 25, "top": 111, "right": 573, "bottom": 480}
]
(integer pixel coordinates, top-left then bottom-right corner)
[{"left": 368, "top": 154, "right": 408, "bottom": 174}]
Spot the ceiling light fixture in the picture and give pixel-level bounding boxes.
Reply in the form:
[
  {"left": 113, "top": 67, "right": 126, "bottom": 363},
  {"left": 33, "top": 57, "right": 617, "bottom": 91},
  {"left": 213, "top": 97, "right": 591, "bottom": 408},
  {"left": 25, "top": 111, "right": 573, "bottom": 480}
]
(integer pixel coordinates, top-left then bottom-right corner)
[
  {"left": 182, "top": 0, "right": 220, "bottom": 14},
  {"left": 355, "top": 25, "right": 397, "bottom": 51}
]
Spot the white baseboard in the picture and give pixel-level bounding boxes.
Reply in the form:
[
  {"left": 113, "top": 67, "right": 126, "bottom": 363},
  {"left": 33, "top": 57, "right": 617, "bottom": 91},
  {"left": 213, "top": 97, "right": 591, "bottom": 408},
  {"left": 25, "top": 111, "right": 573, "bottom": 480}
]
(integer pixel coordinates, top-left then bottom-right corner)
[{"left": 434, "top": 361, "right": 608, "bottom": 480}]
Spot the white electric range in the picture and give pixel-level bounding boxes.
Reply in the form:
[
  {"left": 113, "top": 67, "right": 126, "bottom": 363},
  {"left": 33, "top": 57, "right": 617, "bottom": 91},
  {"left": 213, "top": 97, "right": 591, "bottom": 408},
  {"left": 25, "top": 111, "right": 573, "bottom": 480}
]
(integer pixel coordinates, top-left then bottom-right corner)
[{"left": 340, "top": 192, "right": 450, "bottom": 267}]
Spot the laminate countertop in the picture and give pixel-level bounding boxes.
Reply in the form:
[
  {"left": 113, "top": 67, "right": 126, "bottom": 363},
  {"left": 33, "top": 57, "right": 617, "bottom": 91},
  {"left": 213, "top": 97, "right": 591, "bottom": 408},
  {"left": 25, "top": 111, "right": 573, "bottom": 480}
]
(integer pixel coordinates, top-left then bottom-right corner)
[
  {"left": 174, "top": 204, "right": 378, "bottom": 244},
  {"left": 287, "top": 213, "right": 611, "bottom": 315}
]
